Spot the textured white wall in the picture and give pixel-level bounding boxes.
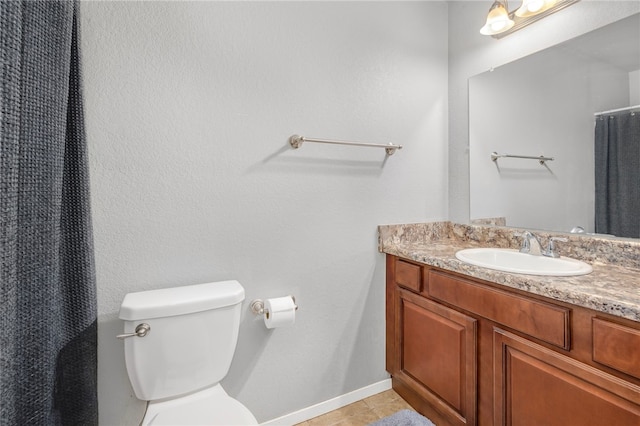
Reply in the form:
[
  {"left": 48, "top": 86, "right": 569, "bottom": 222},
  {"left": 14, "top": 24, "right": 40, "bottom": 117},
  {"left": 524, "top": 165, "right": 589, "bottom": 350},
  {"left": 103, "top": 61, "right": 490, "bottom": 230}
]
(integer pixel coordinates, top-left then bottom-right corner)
[
  {"left": 448, "top": 0, "right": 640, "bottom": 225},
  {"left": 80, "top": 2, "right": 448, "bottom": 424}
]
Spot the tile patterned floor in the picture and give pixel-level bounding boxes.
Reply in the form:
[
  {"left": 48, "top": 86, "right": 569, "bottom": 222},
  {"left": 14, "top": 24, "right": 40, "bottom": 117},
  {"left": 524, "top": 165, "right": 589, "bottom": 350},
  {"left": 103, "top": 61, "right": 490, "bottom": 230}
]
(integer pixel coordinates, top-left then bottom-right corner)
[{"left": 294, "top": 389, "right": 415, "bottom": 426}]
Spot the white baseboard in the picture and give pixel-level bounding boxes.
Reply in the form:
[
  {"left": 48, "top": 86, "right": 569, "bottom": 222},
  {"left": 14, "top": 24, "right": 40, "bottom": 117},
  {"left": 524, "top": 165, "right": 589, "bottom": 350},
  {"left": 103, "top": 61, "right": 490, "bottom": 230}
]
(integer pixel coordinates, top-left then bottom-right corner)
[{"left": 260, "top": 378, "right": 392, "bottom": 426}]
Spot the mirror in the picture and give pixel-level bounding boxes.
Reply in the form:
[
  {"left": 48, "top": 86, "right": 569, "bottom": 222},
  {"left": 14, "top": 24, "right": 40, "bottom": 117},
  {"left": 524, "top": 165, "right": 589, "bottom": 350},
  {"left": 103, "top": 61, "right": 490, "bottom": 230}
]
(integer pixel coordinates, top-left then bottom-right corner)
[{"left": 469, "top": 13, "right": 640, "bottom": 238}]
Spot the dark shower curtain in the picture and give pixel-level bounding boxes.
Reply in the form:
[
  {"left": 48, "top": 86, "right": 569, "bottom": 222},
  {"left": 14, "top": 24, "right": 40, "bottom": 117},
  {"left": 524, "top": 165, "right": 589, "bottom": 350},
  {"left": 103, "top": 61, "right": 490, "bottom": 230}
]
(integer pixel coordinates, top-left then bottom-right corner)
[
  {"left": 1, "top": 2, "right": 98, "bottom": 425},
  {"left": 594, "top": 111, "right": 640, "bottom": 238}
]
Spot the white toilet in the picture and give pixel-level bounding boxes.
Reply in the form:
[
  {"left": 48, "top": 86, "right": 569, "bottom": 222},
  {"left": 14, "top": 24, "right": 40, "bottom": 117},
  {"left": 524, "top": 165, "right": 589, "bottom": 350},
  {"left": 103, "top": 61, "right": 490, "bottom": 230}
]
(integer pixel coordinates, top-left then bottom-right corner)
[{"left": 118, "top": 280, "right": 258, "bottom": 426}]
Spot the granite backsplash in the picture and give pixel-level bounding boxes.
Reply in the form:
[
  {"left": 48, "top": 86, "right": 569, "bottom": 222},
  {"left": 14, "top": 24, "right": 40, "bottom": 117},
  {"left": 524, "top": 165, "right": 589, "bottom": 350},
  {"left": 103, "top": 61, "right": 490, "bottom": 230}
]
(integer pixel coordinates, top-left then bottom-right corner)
[{"left": 379, "top": 221, "right": 640, "bottom": 271}]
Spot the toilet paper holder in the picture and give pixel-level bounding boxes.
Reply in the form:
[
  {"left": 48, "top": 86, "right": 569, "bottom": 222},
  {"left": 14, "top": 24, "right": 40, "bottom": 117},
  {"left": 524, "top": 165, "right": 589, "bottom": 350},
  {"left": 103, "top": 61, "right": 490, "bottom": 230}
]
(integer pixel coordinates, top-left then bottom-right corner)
[{"left": 250, "top": 296, "right": 298, "bottom": 318}]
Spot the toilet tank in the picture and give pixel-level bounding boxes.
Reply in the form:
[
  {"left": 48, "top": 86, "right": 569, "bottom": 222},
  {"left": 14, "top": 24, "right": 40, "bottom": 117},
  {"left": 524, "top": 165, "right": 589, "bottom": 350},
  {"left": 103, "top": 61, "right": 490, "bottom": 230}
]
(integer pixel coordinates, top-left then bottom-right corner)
[{"left": 119, "top": 280, "right": 245, "bottom": 401}]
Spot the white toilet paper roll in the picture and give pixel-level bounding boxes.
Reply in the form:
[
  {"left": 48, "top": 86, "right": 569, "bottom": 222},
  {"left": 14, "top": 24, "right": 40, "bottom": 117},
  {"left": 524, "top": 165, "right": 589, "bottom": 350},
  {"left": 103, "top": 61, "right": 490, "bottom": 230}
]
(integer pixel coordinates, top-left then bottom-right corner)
[{"left": 264, "top": 296, "right": 296, "bottom": 329}]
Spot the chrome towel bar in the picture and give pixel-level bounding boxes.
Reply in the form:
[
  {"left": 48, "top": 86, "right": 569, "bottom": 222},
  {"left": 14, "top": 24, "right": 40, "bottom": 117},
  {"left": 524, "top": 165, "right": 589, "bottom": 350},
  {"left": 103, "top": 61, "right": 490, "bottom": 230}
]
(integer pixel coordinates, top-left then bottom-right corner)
[
  {"left": 491, "top": 151, "right": 554, "bottom": 165},
  {"left": 289, "top": 134, "right": 403, "bottom": 156}
]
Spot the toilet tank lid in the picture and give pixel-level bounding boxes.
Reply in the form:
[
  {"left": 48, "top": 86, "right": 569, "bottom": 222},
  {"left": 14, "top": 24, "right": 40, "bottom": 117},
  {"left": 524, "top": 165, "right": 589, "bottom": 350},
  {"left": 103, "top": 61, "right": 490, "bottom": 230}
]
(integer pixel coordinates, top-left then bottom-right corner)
[{"left": 119, "top": 280, "right": 245, "bottom": 321}]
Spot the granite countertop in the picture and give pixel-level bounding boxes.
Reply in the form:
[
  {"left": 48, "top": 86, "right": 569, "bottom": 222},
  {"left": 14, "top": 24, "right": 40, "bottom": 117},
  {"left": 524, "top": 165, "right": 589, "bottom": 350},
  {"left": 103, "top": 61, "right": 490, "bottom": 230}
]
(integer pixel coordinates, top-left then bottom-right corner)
[{"left": 378, "top": 222, "right": 640, "bottom": 323}]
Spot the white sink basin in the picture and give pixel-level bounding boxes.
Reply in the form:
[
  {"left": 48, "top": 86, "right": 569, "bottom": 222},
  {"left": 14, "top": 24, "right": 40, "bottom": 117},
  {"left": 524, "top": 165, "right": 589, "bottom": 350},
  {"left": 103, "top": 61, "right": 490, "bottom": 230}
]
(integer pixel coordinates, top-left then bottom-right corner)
[{"left": 455, "top": 248, "right": 592, "bottom": 276}]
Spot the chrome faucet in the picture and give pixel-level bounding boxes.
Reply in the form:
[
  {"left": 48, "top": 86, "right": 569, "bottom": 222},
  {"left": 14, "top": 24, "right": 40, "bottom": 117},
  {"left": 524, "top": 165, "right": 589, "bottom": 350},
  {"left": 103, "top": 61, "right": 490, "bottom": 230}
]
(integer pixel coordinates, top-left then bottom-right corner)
[
  {"left": 518, "top": 231, "right": 543, "bottom": 256},
  {"left": 517, "top": 231, "right": 568, "bottom": 258}
]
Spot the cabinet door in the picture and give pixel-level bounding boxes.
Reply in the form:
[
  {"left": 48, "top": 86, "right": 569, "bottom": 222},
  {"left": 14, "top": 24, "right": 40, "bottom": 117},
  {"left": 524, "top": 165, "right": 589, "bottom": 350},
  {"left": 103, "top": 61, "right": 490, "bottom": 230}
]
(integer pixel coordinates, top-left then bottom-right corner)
[
  {"left": 494, "top": 328, "right": 640, "bottom": 426},
  {"left": 395, "top": 288, "right": 477, "bottom": 426}
]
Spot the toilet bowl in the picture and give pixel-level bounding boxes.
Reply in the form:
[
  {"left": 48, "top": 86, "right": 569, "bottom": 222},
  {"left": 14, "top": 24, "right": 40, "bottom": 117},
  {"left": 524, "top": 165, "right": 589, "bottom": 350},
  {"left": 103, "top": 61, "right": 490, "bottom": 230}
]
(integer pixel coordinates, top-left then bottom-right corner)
[
  {"left": 143, "top": 384, "right": 256, "bottom": 426},
  {"left": 118, "top": 280, "right": 258, "bottom": 425}
]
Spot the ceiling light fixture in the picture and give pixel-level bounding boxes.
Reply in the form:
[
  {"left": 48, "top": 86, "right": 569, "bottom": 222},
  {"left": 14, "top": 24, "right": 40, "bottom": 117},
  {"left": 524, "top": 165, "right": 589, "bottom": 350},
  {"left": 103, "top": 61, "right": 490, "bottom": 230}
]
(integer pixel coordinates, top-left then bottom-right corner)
[{"left": 480, "top": 0, "right": 580, "bottom": 38}]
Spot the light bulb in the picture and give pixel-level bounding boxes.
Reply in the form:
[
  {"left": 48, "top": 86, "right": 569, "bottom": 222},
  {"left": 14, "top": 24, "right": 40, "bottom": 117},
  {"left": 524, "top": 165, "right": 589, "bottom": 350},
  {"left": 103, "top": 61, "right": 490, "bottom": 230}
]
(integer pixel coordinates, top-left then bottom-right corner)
[
  {"left": 491, "top": 21, "right": 508, "bottom": 32},
  {"left": 515, "top": 0, "right": 557, "bottom": 17},
  {"left": 526, "top": 0, "right": 544, "bottom": 12}
]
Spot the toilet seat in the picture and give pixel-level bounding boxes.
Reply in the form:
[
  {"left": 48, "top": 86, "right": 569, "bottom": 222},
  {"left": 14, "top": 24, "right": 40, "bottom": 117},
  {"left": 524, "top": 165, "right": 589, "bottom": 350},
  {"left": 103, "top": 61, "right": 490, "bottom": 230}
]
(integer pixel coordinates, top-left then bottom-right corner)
[{"left": 142, "top": 384, "right": 258, "bottom": 426}]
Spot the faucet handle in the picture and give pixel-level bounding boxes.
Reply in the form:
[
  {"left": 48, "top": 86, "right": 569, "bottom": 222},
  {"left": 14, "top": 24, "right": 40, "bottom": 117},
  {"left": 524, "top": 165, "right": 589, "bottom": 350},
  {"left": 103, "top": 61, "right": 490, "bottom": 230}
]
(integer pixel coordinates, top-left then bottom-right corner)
[
  {"left": 544, "top": 237, "right": 568, "bottom": 258},
  {"left": 514, "top": 231, "right": 533, "bottom": 253}
]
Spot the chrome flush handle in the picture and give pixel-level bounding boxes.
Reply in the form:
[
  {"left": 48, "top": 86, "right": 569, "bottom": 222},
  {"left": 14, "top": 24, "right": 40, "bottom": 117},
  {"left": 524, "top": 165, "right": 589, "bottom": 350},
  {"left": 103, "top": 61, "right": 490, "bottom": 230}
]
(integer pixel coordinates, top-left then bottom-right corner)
[{"left": 116, "top": 323, "right": 151, "bottom": 340}]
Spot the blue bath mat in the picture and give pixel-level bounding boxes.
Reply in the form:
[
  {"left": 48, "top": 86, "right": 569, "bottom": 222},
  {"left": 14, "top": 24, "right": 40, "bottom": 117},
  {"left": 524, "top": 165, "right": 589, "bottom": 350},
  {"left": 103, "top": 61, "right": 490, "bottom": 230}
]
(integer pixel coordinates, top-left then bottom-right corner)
[{"left": 369, "top": 409, "right": 436, "bottom": 426}]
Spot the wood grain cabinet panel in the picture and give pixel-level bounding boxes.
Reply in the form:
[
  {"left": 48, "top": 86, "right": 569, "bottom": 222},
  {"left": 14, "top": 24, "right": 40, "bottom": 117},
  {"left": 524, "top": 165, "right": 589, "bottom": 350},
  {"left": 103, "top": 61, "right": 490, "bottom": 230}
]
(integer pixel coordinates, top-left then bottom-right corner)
[
  {"left": 396, "top": 289, "right": 477, "bottom": 426},
  {"left": 494, "top": 328, "right": 640, "bottom": 426},
  {"left": 395, "top": 259, "right": 422, "bottom": 293},
  {"left": 593, "top": 317, "right": 640, "bottom": 380},
  {"left": 427, "top": 270, "right": 570, "bottom": 349}
]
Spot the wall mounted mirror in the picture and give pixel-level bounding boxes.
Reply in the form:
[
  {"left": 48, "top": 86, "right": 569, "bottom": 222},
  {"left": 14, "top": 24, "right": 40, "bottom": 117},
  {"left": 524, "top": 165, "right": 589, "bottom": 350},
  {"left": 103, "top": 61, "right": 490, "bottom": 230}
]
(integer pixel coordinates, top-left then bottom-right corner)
[{"left": 469, "top": 13, "right": 640, "bottom": 238}]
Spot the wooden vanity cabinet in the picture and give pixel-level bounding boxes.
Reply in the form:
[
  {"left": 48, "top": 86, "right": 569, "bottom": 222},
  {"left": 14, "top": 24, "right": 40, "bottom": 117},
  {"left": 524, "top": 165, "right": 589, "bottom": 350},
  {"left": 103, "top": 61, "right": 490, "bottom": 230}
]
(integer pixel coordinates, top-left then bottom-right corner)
[
  {"left": 392, "top": 288, "right": 477, "bottom": 426},
  {"left": 386, "top": 255, "right": 640, "bottom": 426},
  {"left": 493, "top": 329, "right": 640, "bottom": 426}
]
